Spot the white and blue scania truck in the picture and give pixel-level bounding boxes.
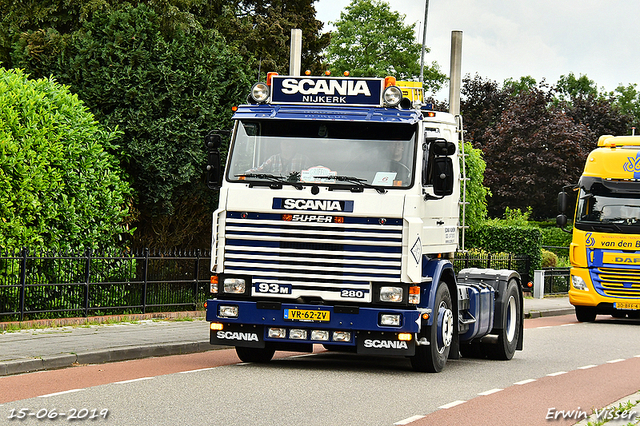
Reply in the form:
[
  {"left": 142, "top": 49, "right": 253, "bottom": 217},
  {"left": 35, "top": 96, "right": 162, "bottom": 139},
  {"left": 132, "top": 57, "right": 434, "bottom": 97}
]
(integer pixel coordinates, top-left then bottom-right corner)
[{"left": 204, "top": 33, "right": 524, "bottom": 372}]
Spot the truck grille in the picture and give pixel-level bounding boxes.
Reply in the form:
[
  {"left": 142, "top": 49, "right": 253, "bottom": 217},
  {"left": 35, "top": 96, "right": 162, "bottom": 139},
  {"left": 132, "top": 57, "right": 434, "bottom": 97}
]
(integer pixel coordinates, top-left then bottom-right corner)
[
  {"left": 222, "top": 212, "right": 403, "bottom": 302},
  {"left": 593, "top": 267, "right": 640, "bottom": 298}
]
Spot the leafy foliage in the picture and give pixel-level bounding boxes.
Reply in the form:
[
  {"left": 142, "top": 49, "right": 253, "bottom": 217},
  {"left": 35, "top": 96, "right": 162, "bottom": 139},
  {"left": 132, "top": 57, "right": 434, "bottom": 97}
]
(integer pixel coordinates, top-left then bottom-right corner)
[
  {"left": 460, "top": 140, "right": 490, "bottom": 231},
  {"left": 326, "top": 0, "right": 446, "bottom": 91},
  {"left": 0, "top": 68, "right": 131, "bottom": 251},
  {"left": 480, "top": 82, "right": 593, "bottom": 218}
]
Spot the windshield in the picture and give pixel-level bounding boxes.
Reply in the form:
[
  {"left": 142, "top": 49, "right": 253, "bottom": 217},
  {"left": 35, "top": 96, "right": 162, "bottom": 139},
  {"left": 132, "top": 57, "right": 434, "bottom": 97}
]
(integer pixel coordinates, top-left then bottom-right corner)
[
  {"left": 227, "top": 120, "right": 417, "bottom": 188},
  {"left": 575, "top": 179, "right": 640, "bottom": 233}
]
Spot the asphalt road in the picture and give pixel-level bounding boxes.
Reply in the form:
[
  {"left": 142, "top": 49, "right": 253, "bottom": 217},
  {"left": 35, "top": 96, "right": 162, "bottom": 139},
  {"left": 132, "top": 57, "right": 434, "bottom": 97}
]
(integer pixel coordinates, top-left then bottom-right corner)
[{"left": 1, "top": 314, "right": 639, "bottom": 426}]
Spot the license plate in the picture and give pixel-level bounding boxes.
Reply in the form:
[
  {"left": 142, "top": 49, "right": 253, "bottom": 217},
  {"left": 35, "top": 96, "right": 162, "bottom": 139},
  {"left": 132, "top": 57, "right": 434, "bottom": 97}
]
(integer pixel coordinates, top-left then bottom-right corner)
[
  {"left": 614, "top": 302, "right": 640, "bottom": 310},
  {"left": 284, "top": 309, "right": 330, "bottom": 322}
]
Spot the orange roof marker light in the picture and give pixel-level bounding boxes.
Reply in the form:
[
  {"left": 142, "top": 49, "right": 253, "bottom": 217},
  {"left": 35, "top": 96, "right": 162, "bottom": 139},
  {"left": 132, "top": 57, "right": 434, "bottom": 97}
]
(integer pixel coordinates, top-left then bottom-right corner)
[
  {"left": 343, "top": 71, "right": 350, "bottom": 77},
  {"left": 305, "top": 70, "right": 311, "bottom": 76},
  {"left": 384, "top": 76, "right": 397, "bottom": 88},
  {"left": 325, "top": 70, "right": 331, "bottom": 76},
  {"left": 266, "top": 72, "right": 278, "bottom": 86}
]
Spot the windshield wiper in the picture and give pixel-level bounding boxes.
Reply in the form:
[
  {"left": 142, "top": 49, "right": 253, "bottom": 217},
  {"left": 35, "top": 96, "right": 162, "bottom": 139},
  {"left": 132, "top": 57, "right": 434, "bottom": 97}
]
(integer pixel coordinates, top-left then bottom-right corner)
[
  {"left": 236, "top": 173, "right": 303, "bottom": 190},
  {"left": 316, "top": 175, "right": 387, "bottom": 194}
]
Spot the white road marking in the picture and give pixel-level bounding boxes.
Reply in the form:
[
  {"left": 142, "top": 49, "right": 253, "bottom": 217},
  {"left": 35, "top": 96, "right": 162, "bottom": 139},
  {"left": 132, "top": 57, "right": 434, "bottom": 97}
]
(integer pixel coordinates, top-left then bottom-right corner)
[
  {"left": 514, "top": 379, "right": 536, "bottom": 385},
  {"left": 113, "top": 377, "right": 154, "bottom": 384},
  {"left": 178, "top": 367, "right": 217, "bottom": 374},
  {"left": 394, "top": 415, "right": 426, "bottom": 425},
  {"left": 547, "top": 371, "right": 567, "bottom": 377},
  {"left": 478, "top": 388, "right": 503, "bottom": 396},
  {"left": 38, "top": 389, "right": 84, "bottom": 398},
  {"left": 606, "top": 359, "right": 625, "bottom": 364},
  {"left": 577, "top": 364, "right": 597, "bottom": 370},
  {"left": 439, "top": 400, "right": 466, "bottom": 409}
]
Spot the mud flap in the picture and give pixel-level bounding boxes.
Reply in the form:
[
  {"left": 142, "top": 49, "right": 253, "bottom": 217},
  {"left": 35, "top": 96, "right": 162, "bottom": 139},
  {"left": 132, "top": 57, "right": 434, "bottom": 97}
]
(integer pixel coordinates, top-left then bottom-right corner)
[
  {"left": 357, "top": 331, "right": 415, "bottom": 356},
  {"left": 210, "top": 323, "right": 265, "bottom": 348}
]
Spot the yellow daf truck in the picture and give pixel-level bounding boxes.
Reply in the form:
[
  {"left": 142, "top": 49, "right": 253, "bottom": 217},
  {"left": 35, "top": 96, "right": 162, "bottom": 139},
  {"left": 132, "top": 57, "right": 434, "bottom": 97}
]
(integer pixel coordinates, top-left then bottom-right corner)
[{"left": 557, "top": 135, "right": 640, "bottom": 322}]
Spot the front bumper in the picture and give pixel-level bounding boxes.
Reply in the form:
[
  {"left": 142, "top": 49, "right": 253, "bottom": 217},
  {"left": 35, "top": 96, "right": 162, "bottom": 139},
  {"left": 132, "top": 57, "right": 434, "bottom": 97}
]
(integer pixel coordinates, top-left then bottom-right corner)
[{"left": 206, "top": 299, "right": 421, "bottom": 356}]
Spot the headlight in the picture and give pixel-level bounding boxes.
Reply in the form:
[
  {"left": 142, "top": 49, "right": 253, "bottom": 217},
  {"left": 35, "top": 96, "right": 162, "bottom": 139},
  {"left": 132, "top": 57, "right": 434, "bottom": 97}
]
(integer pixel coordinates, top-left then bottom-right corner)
[
  {"left": 383, "top": 86, "right": 402, "bottom": 107},
  {"left": 380, "top": 286, "right": 403, "bottom": 302},
  {"left": 223, "top": 278, "right": 246, "bottom": 294},
  {"left": 572, "top": 275, "right": 588, "bottom": 291},
  {"left": 250, "top": 82, "right": 269, "bottom": 103},
  {"left": 380, "top": 314, "right": 401, "bottom": 326},
  {"left": 218, "top": 305, "right": 239, "bottom": 318}
]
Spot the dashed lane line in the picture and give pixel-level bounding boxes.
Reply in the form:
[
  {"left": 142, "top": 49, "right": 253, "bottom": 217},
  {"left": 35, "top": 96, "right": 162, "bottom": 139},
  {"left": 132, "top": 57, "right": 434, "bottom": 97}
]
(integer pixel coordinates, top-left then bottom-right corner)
[
  {"left": 547, "top": 371, "right": 567, "bottom": 377},
  {"left": 394, "top": 415, "right": 426, "bottom": 425},
  {"left": 514, "top": 379, "right": 536, "bottom": 385},
  {"left": 38, "top": 389, "right": 84, "bottom": 398},
  {"left": 438, "top": 400, "right": 466, "bottom": 409},
  {"left": 113, "top": 377, "right": 154, "bottom": 385},
  {"left": 478, "top": 388, "right": 503, "bottom": 396}
]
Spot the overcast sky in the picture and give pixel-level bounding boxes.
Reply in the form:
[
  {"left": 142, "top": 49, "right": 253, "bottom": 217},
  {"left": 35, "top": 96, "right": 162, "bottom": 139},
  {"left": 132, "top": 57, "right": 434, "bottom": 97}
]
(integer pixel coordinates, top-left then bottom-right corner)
[{"left": 315, "top": 0, "right": 640, "bottom": 99}]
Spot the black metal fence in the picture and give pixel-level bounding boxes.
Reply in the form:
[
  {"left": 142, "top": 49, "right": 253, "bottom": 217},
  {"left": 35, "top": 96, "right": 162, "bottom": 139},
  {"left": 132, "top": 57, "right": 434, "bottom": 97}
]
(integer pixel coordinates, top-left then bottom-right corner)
[
  {"left": 1, "top": 248, "right": 211, "bottom": 322},
  {"left": 1, "top": 248, "right": 531, "bottom": 322},
  {"left": 542, "top": 267, "right": 571, "bottom": 295},
  {"left": 452, "top": 252, "right": 531, "bottom": 285}
]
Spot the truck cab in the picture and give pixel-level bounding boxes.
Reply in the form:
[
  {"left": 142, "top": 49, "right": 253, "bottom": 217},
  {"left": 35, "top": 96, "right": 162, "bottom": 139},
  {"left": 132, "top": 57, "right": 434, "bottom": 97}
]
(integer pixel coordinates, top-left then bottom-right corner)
[
  {"left": 205, "top": 74, "right": 523, "bottom": 372},
  {"left": 558, "top": 135, "right": 640, "bottom": 321}
]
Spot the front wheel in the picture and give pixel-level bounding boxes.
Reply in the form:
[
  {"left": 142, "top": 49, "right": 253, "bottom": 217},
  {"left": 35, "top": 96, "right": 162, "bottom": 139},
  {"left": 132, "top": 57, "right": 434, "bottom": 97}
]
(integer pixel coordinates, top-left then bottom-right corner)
[
  {"left": 410, "top": 283, "right": 453, "bottom": 373},
  {"left": 575, "top": 305, "right": 597, "bottom": 322},
  {"left": 235, "top": 346, "right": 275, "bottom": 363}
]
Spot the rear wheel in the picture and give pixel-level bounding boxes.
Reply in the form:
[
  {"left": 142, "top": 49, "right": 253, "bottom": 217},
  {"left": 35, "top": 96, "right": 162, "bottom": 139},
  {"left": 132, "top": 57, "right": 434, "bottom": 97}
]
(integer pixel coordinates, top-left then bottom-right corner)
[
  {"left": 410, "top": 283, "right": 453, "bottom": 373},
  {"left": 575, "top": 305, "right": 597, "bottom": 322},
  {"left": 486, "top": 279, "right": 521, "bottom": 360},
  {"left": 235, "top": 346, "right": 275, "bottom": 363}
]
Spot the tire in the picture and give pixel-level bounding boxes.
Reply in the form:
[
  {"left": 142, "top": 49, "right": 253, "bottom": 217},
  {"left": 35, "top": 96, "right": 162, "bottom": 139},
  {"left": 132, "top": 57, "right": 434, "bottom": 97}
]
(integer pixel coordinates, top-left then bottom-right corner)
[
  {"left": 575, "top": 305, "right": 597, "bottom": 322},
  {"left": 611, "top": 311, "right": 627, "bottom": 319},
  {"left": 486, "top": 279, "right": 521, "bottom": 360},
  {"left": 411, "top": 283, "right": 453, "bottom": 373},
  {"left": 235, "top": 346, "right": 275, "bottom": 363}
]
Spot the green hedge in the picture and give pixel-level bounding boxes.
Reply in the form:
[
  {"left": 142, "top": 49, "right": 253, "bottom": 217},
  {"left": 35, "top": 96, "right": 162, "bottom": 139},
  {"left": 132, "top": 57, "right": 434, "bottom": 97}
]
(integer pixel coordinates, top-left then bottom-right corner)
[{"left": 466, "top": 223, "right": 542, "bottom": 275}]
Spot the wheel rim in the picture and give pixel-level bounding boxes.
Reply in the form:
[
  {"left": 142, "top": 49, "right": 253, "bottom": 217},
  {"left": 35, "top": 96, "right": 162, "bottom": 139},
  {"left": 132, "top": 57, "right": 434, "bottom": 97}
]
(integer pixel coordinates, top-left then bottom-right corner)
[
  {"left": 437, "top": 301, "right": 454, "bottom": 353},
  {"left": 505, "top": 295, "right": 517, "bottom": 342}
]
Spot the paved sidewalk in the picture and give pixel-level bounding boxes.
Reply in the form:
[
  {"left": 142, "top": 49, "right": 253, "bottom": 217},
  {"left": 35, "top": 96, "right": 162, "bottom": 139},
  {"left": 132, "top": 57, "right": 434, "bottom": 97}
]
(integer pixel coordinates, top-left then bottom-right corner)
[{"left": 0, "top": 297, "right": 574, "bottom": 376}]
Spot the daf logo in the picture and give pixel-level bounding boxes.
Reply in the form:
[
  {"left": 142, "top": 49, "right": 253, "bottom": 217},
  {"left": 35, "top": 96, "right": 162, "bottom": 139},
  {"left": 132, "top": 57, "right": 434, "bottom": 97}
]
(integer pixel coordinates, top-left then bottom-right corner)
[
  {"left": 363, "top": 339, "right": 408, "bottom": 350},
  {"left": 280, "top": 78, "right": 372, "bottom": 97},
  {"left": 615, "top": 257, "right": 640, "bottom": 264},
  {"left": 217, "top": 331, "right": 259, "bottom": 342}
]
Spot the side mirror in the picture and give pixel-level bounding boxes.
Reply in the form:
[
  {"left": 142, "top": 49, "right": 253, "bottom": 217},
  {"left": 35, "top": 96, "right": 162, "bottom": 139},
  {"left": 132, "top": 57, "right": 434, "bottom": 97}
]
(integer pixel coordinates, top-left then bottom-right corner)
[
  {"left": 432, "top": 157, "right": 454, "bottom": 196},
  {"left": 205, "top": 132, "right": 222, "bottom": 150},
  {"left": 557, "top": 191, "right": 569, "bottom": 213},
  {"left": 556, "top": 214, "right": 567, "bottom": 228},
  {"left": 205, "top": 131, "right": 223, "bottom": 189}
]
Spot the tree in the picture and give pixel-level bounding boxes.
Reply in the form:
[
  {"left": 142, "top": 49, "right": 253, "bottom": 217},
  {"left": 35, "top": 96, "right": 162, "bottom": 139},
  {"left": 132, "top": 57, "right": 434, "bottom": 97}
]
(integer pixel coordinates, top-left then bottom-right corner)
[
  {"left": 326, "top": 0, "right": 446, "bottom": 92},
  {"left": 0, "top": 0, "right": 331, "bottom": 77},
  {"left": 460, "top": 74, "right": 509, "bottom": 147},
  {"left": 614, "top": 83, "right": 640, "bottom": 131},
  {"left": 556, "top": 72, "right": 599, "bottom": 102},
  {"left": 0, "top": 68, "right": 131, "bottom": 251},
  {"left": 482, "top": 83, "right": 592, "bottom": 219},
  {"left": 460, "top": 141, "right": 490, "bottom": 231}
]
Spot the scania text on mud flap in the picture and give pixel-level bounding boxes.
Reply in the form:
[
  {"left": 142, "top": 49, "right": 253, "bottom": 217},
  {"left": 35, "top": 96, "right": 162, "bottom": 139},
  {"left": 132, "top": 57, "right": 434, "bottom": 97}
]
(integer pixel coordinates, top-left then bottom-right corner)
[
  {"left": 204, "top": 35, "right": 524, "bottom": 372},
  {"left": 557, "top": 135, "right": 640, "bottom": 322}
]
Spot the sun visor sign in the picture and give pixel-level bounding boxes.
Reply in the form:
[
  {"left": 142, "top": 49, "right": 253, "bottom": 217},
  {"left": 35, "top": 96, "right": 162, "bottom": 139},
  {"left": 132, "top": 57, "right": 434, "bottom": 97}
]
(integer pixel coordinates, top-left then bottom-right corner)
[
  {"left": 273, "top": 198, "right": 354, "bottom": 213},
  {"left": 270, "top": 76, "right": 384, "bottom": 106}
]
